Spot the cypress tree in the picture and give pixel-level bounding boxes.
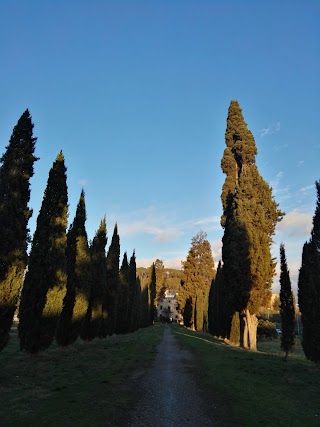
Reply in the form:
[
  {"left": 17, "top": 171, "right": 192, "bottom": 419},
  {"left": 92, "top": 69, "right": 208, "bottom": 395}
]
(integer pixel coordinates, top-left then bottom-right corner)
[
  {"left": 279, "top": 243, "right": 295, "bottom": 360},
  {"left": 229, "top": 312, "right": 240, "bottom": 346},
  {"left": 140, "top": 285, "right": 150, "bottom": 328},
  {"left": 115, "top": 252, "right": 130, "bottom": 334},
  {"left": 130, "top": 277, "right": 142, "bottom": 332},
  {"left": 208, "top": 260, "right": 227, "bottom": 338},
  {"left": 298, "top": 181, "right": 320, "bottom": 364},
  {"left": 195, "top": 290, "right": 205, "bottom": 332},
  {"left": 18, "top": 151, "right": 68, "bottom": 353},
  {"left": 102, "top": 224, "right": 120, "bottom": 336},
  {"left": 154, "top": 259, "right": 165, "bottom": 301},
  {"left": 128, "top": 251, "right": 141, "bottom": 332},
  {"left": 181, "top": 231, "right": 215, "bottom": 331},
  {"left": 81, "top": 217, "right": 107, "bottom": 341},
  {"left": 220, "top": 100, "right": 283, "bottom": 350},
  {"left": 0, "top": 110, "right": 38, "bottom": 350},
  {"left": 149, "top": 263, "right": 157, "bottom": 324},
  {"left": 56, "top": 190, "right": 91, "bottom": 345}
]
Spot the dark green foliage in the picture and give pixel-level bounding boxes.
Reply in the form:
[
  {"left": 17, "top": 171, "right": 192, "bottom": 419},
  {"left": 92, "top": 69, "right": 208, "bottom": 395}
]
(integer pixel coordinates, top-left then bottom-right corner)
[
  {"left": 279, "top": 243, "right": 295, "bottom": 359},
  {"left": 183, "top": 297, "right": 193, "bottom": 328},
  {"left": 220, "top": 100, "right": 283, "bottom": 350},
  {"left": 101, "top": 224, "right": 120, "bottom": 336},
  {"left": 140, "top": 286, "right": 150, "bottom": 328},
  {"left": 81, "top": 217, "right": 107, "bottom": 341},
  {"left": 149, "top": 263, "right": 156, "bottom": 323},
  {"left": 298, "top": 181, "right": 320, "bottom": 364},
  {"left": 0, "top": 110, "right": 38, "bottom": 350},
  {"left": 181, "top": 231, "right": 215, "bottom": 330},
  {"left": 208, "top": 261, "right": 229, "bottom": 338},
  {"left": 154, "top": 258, "right": 165, "bottom": 301},
  {"left": 128, "top": 252, "right": 141, "bottom": 332},
  {"left": 18, "top": 152, "right": 68, "bottom": 353},
  {"left": 195, "top": 289, "right": 209, "bottom": 332},
  {"left": 137, "top": 266, "right": 182, "bottom": 297},
  {"left": 257, "top": 319, "right": 278, "bottom": 340},
  {"left": 56, "top": 190, "right": 91, "bottom": 346},
  {"left": 229, "top": 312, "right": 240, "bottom": 345},
  {"left": 115, "top": 252, "right": 130, "bottom": 334}
]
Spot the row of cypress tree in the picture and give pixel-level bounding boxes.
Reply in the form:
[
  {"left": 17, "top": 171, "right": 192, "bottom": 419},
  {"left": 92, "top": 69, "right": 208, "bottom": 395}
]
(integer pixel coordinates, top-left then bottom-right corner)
[{"left": 0, "top": 110, "right": 156, "bottom": 353}]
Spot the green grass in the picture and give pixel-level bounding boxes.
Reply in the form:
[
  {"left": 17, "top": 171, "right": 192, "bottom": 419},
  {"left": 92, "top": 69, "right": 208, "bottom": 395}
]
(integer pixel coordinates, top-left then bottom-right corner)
[
  {"left": 172, "top": 325, "right": 320, "bottom": 427},
  {"left": 0, "top": 322, "right": 164, "bottom": 426}
]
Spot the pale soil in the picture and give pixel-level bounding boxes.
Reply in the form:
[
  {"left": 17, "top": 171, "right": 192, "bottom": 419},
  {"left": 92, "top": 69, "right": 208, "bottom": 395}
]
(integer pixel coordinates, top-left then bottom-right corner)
[{"left": 124, "top": 324, "right": 221, "bottom": 427}]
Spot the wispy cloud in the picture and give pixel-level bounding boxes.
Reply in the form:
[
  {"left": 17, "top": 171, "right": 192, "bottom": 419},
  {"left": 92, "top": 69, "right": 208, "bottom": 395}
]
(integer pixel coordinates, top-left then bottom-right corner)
[
  {"left": 297, "top": 161, "right": 304, "bottom": 168},
  {"left": 185, "top": 216, "right": 221, "bottom": 232},
  {"left": 299, "top": 184, "right": 314, "bottom": 193},
  {"left": 259, "top": 121, "right": 281, "bottom": 137},
  {"left": 113, "top": 205, "right": 220, "bottom": 243}
]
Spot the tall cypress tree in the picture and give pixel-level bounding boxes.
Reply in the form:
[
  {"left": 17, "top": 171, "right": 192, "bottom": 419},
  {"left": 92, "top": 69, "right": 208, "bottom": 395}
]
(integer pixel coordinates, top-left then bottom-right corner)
[
  {"left": 279, "top": 243, "right": 295, "bottom": 360},
  {"left": 18, "top": 151, "right": 68, "bottom": 353},
  {"left": 298, "top": 181, "right": 320, "bottom": 364},
  {"left": 81, "top": 217, "right": 107, "bottom": 341},
  {"left": 208, "top": 260, "right": 227, "bottom": 338},
  {"left": 140, "top": 285, "right": 150, "bottom": 328},
  {"left": 102, "top": 224, "right": 120, "bottom": 336},
  {"left": 181, "top": 231, "right": 215, "bottom": 331},
  {"left": 220, "top": 100, "right": 283, "bottom": 350},
  {"left": 56, "top": 190, "right": 91, "bottom": 345},
  {"left": 149, "top": 263, "right": 157, "bottom": 324},
  {"left": 128, "top": 251, "right": 141, "bottom": 332},
  {"left": 115, "top": 252, "right": 130, "bottom": 334},
  {"left": 0, "top": 110, "right": 38, "bottom": 350}
]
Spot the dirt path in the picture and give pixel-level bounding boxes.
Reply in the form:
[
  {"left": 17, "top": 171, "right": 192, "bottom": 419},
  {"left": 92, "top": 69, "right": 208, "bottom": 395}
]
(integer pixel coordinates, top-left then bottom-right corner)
[{"left": 126, "top": 324, "right": 218, "bottom": 426}]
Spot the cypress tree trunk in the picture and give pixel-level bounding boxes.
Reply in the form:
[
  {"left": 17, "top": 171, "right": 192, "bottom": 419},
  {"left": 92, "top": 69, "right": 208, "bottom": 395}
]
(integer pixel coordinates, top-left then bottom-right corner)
[{"left": 245, "top": 310, "right": 258, "bottom": 351}]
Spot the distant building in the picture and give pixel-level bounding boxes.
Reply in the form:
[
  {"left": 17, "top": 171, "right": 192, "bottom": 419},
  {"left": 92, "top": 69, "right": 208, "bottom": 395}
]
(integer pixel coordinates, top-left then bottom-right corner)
[{"left": 157, "top": 289, "right": 182, "bottom": 323}]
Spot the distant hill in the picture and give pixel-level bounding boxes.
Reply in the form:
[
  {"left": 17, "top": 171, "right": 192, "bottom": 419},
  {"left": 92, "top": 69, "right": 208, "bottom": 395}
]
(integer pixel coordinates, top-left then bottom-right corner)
[{"left": 137, "top": 267, "right": 182, "bottom": 291}]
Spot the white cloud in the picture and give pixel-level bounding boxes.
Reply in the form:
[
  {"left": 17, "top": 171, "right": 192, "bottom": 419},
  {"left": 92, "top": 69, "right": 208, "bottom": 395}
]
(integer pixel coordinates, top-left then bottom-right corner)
[
  {"left": 259, "top": 121, "right": 281, "bottom": 137},
  {"left": 211, "top": 239, "right": 222, "bottom": 264},
  {"left": 277, "top": 209, "right": 312, "bottom": 237},
  {"left": 297, "top": 160, "right": 304, "bottom": 168},
  {"left": 120, "top": 219, "right": 182, "bottom": 242}
]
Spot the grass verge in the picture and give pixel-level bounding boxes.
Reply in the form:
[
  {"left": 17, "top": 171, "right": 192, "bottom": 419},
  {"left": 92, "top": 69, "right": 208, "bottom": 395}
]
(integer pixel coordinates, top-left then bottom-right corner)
[
  {"left": 171, "top": 324, "right": 320, "bottom": 427},
  {"left": 0, "top": 322, "right": 164, "bottom": 426}
]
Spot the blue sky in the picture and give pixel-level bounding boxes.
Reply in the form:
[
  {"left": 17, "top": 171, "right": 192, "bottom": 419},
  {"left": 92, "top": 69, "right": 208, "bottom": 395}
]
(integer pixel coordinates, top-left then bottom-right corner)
[{"left": 0, "top": 1, "right": 319, "bottom": 296}]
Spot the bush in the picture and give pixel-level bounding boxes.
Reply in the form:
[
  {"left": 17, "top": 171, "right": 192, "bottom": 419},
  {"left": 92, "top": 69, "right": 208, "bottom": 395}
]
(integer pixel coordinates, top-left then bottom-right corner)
[{"left": 257, "top": 319, "right": 278, "bottom": 340}]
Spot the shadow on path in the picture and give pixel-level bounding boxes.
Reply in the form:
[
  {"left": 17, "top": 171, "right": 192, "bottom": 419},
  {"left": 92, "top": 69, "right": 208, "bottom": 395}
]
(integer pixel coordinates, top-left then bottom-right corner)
[{"left": 127, "top": 324, "right": 218, "bottom": 426}]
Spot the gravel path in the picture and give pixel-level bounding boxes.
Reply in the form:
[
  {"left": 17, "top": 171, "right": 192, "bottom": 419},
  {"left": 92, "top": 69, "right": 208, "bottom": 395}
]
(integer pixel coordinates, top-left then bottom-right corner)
[{"left": 127, "top": 325, "right": 218, "bottom": 427}]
